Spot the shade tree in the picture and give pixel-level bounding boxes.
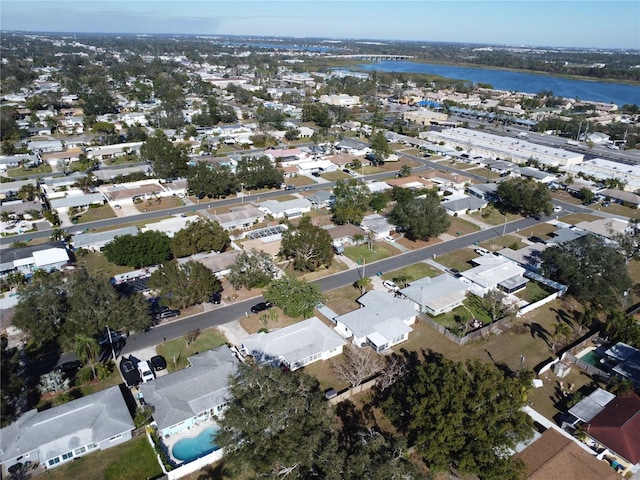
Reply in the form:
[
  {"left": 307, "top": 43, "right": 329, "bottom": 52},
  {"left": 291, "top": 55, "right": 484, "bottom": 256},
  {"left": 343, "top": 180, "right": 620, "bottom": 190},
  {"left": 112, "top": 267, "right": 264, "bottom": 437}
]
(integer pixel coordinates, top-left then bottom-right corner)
[
  {"left": 263, "top": 275, "right": 324, "bottom": 318},
  {"left": 148, "top": 260, "right": 222, "bottom": 309},
  {"left": 103, "top": 230, "right": 172, "bottom": 268},
  {"left": 496, "top": 178, "right": 553, "bottom": 217},
  {"left": 331, "top": 179, "right": 371, "bottom": 225},
  {"left": 170, "top": 218, "right": 230, "bottom": 258},
  {"left": 388, "top": 191, "right": 450, "bottom": 241},
  {"left": 228, "top": 249, "right": 278, "bottom": 290},
  {"left": 279, "top": 217, "right": 334, "bottom": 272}
]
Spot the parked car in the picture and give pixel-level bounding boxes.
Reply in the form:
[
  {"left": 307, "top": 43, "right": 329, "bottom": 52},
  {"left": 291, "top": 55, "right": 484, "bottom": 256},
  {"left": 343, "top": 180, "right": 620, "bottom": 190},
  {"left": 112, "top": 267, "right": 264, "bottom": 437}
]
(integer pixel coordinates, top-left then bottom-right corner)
[
  {"left": 284, "top": 185, "right": 296, "bottom": 191},
  {"left": 120, "top": 358, "right": 141, "bottom": 387},
  {"left": 209, "top": 292, "right": 222, "bottom": 304},
  {"left": 99, "top": 330, "right": 127, "bottom": 346},
  {"left": 158, "top": 309, "right": 180, "bottom": 320},
  {"left": 149, "top": 355, "right": 167, "bottom": 371},
  {"left": 474, "top": 247, "right": 491, "bottom": 256},
  {"left": 383, "top": 280, "right": 399, "bottom": 291},
  {"left": 448, "top": 268, "right": 460, "bottom": 276},
  {"left": 138, "top": 360, "right": 155, "bottom": 383},
  {"left": 57, "top": 360, "right": 83, "bottom": 375},
  {"left": 251, "top": 302, "right": 273, "bottom": 314},
  {"left": 553, "top": 205, "right": 563, "bottom": 213}
]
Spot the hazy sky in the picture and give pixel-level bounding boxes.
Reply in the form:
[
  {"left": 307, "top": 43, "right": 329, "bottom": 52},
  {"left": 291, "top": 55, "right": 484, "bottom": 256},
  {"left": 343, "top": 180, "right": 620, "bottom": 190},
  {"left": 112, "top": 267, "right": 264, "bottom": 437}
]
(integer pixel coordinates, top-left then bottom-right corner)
[{"left": 2, "top": 1, "right": 639, "bottom": 49}]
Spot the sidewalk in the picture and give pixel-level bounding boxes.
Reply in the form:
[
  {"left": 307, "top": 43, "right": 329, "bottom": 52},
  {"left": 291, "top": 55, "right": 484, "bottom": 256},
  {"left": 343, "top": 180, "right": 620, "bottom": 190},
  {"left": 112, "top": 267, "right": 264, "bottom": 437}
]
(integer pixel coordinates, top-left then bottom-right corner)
[{"left": 217, "top": 320, "right": 250, "bottom": 346}]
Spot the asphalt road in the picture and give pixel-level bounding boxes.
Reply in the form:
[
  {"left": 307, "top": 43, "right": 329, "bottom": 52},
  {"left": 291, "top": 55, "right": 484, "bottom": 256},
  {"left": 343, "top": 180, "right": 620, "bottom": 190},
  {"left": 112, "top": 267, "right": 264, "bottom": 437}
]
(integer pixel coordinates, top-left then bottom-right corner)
[{"left": 118, "top": 213, "right": 545, "bottom": 356}]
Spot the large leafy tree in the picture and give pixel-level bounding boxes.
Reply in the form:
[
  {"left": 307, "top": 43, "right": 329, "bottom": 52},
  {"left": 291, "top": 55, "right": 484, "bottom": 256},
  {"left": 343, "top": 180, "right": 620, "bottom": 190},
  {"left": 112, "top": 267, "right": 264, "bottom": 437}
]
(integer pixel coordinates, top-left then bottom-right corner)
[
  {"left": 170, "top": 218, "right": 230, "bottom": 258},
  {"left": 149, "top": 260, "right": 222, "bottom": 309},
  {"left": 380, "top": 352, "right": 533, "bottom": 479},
  {"left": 496, "top": 178, "right": 553, "bottom": 217},
  {"left": 186, "top": 162, "right": 238, "bottom": 199},
  {"left": 228, "top": 248, "right": 278, "bottom": 290},
  {"left": 103, "top": 230, "right": 172, "bottom": 268},
  {"left": 216, "top": 362, "right": 342, "bottom": 479},
  {"left": 331, "top": 179, "right": 371, "bottom": 225},
  {"left": 280, "top": 217, "right": 334, "bottom": 272},
  {"left": 13, "top": 269, "right": 151, "bottom": 350},
  {"left": 1, "top": 336, "right": 25, "bottom": 427},
  {"left": 236, "top": 155, "right": 283, "bottom": 190},
  {"left": 264, "top": 275, "right": 324, "bottom": 318},
  {"left": 140, "top": 131, "right": 190, "bottom": 179},
  {"left": 369, "top": 130, "right": 392, "bottom": 165},
  {"left": 540, "top": 234, "right": 631, "bottom": 309},
  {"left": 13, "top": 272, "right": 68, "bottom": 349},
  {"left": 389, "top": 191, "right": 451, "bottom": 241},
  {"left": 64, "top": 268, "right": 150, "bottom": 340}
]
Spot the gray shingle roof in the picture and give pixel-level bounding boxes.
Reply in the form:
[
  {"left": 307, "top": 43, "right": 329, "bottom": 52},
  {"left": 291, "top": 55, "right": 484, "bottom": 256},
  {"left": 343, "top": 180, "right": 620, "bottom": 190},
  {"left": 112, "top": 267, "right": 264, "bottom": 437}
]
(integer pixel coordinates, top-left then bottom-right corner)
[
  {"left": 0, "top": 386, "right": 134, "bottom": 464},
  {"left": 139, "top": 346, "right": 239, "bottom": 431}
]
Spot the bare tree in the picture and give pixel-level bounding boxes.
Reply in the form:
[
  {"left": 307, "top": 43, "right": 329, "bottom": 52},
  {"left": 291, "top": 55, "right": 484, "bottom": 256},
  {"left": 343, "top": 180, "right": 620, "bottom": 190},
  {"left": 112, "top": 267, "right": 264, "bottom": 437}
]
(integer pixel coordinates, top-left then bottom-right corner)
[
  {"left": 469, "top": 289, "right": 516, "bottom": 323},
  {"left": 185, "top": 328, "right": 201, "bottom": 347},
  {"left": 375, "top": 354, "right": 408, "bottom": 393},
  {"left": 331, "top": 344, "right": 382, "bottom": 389}
]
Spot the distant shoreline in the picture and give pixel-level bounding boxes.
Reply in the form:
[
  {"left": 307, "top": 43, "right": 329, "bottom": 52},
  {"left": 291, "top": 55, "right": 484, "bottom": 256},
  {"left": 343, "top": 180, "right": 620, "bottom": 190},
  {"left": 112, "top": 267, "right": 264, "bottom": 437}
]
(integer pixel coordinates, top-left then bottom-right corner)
[{"left": 348, "top": 59, "right": 640, "bottom": 89}]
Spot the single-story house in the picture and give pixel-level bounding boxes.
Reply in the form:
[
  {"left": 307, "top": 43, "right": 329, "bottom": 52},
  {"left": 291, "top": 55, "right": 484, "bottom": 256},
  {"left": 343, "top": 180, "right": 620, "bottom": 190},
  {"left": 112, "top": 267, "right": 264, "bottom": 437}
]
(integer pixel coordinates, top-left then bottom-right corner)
[
  {"left": 0, "top": 179, "right": 38, "bottom": 199},
  {"left": 516, "top": 167, "right": 558, "bottom": 184},
  {"left": 0, "top": 242, "right": 69, "bottom": 277},
  {"left": 385, "top": 176, "right": 435, "bottom": 190},
  {"left": 568, "top": 388, "right": 616, "bottom": 425},
  {"left": 459, "top": 255, "right": 527, "bottom": 295},
  {"left": 0, "top": 155, "right": 40, "bottom": 172},
  {"left": 0, "top": 386, "right": 134, "bottom": 472},
  {"left": 240, "top": 316, "right": 346, "bottom": 371},
  {"left": 323, "top": 224, "right": 367, "bottom": 246},
  {"left": 440, "top": 195, "right": 488, "bottom": 216},
  {"left": 497, "top": 244, "right": 547, "bottom": 272},
  {"left": 0, "top": 200, "right": 43, "bottom": 216},
  {"left": 582, "top": 393, "right": 640, "bottom": 467},
  {"left": 49, "top": 193, "right": 105, "bottom": 213},
  {"left": 139, "top": 346, "right": 240, "bottom": 438},
  {"left": 177, "top": 250, "right": 240, "bottom": 277},
  {"left": 400, "top": 274, "right": 469, "bottom": 316},
  {"left": 306, "top": 190, "right": 334, "bottom": 209},
  {"left": 514, "top": 428, "right": 621, "bottom": 480},
  {"left": 599, "top": 189, "right": 640, "bottom": 209},
  {"left": 257, "top": 198, "right": 312, "bottom": 219},
  {"left": 334, "top": 290, "right": 416, "bottom": 353},
  {"left": 72, "top": 226, "right": 139, "bottom": 252},
  {"left": 141, "top": 215, "right": 195, "bottom": 238},
  {"left": 335, "top": 138, "right": 370, "bottom": 156},
  {"left": 209, "top": 205, "right": 265, "bottom": 231},
  {"left": 360, "top": 213, "right": 395, "bottom": 240},
  {"left": 466, "top": 183, "right": 499, "bottom": 201}
]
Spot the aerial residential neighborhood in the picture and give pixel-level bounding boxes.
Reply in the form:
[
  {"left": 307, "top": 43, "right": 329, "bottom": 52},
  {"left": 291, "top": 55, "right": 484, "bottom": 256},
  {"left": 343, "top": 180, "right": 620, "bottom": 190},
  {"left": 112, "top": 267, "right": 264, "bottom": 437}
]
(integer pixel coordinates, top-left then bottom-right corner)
[{"left": 0, "top": 18, "right": 639, "bottom": 480}]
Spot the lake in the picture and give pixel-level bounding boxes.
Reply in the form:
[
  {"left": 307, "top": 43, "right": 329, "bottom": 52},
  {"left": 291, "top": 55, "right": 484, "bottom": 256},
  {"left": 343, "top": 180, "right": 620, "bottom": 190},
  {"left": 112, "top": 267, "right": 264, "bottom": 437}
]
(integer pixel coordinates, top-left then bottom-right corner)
[{"left": 356, "top": 61, "right": 640, "bottom": 107}]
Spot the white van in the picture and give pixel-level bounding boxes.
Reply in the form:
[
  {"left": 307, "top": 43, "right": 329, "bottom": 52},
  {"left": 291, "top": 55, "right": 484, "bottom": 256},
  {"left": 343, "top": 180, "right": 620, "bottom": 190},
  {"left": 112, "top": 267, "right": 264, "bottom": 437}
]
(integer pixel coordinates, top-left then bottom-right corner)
[
  {"left": 138, "top": 360, "right": 155, "bottom": 383},
  {"left": 474, "top": 247, "right": 491, "bottom": 256}
]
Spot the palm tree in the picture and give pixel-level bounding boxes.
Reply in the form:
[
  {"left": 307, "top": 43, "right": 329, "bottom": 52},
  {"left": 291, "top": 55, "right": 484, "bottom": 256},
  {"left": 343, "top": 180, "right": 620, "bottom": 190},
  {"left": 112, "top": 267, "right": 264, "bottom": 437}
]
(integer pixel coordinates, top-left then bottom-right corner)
[
  {"left": 354, "top": 277, "right": 372, "bottom": 294},
  {"left": 50, "top": 228, "right": 68, "bottom": 243},
  {"left": 551, "top": 322, "right": 573, "bottom": 352},
  {"left": 74, "top": 334, "right": 99, "bottom": 379}
]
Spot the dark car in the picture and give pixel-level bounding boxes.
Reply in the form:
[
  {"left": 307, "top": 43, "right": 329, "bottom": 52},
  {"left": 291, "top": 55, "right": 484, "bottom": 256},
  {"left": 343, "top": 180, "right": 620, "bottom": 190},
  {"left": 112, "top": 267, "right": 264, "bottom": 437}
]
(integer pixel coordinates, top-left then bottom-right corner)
[
  {"left": 149, "top": 355, "right": 167, "bottom": 371},
  {"left": 448, "top": 268, "right": 460, "bottom": 276},
  {"left": 209, "top": 292, "right": 222, "bottom": 304},
  {"left": 251, "top": 302, "right": 273, "bottom": 314},
  {"left": 120, "top": 358, "right": 141, "bottom": 387},
  {"left": 57, "top": 360, "right": 83, "bottom": 375},
  {"left": 99, "top": 330, "right": 127, "bottom": 346}
]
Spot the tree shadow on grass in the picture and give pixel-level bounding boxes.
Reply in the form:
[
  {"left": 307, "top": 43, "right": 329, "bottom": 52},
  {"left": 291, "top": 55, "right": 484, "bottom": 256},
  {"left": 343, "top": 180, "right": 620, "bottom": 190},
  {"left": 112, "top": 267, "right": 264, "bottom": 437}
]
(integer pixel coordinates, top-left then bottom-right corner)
[
  {"left": 196, "top": 462, "right": 229, "bottom": 480},
  {"left": 550, "top": 307, "right": 575, "bottom": 327},
  {"left": 526, "top": 322, "right": 550, "bottom": 346}
]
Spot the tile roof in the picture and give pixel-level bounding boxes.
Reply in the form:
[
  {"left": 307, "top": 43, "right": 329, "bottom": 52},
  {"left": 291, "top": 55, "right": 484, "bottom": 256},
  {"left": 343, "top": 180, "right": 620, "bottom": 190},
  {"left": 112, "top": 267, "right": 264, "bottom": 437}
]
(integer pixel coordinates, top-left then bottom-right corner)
[
  {"left": 586, "top": 393, "right": 640, "bottom": 464},
  {"left": 515, "top": 428, "right": 620, "bottom": 480}
]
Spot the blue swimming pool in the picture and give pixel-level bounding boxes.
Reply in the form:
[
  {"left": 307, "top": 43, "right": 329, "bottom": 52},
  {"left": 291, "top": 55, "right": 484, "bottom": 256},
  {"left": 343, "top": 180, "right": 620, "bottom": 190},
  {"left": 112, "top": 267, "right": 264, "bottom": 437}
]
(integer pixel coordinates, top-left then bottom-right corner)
[{"left": 172, "top": 427, "right": 220, "bottom": 463}]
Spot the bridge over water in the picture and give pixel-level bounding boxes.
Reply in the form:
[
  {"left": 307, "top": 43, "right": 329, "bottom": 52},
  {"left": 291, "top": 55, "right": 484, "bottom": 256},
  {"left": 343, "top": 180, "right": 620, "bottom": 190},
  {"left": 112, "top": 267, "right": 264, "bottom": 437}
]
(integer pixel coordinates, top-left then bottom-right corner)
[{"left": 327, "top": 54, "right": 414, "bottom": 61}]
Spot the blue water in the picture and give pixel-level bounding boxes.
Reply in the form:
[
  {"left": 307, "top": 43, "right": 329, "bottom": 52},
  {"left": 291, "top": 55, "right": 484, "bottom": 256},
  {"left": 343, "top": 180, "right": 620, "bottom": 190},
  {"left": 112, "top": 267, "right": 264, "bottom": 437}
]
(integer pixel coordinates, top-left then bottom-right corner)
[
  {"left": 172, "top": 427, "right": 220, "bottom": 463},
  {"left": 356, "top": 61, "right": 640, "bottom": 107}
]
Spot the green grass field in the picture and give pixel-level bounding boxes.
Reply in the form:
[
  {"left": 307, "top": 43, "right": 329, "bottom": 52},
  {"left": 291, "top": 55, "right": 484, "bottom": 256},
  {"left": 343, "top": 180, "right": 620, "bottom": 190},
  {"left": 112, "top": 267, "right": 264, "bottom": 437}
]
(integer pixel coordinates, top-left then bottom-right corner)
[
  {"left": 344, "top": 243, "right": 397, "bottom": 264},
  {"left": 381, "top": 262, "right": 441, "bottom": 283},
  {"left": 156, "top": 328, "right": 227, "bottom": 372}
]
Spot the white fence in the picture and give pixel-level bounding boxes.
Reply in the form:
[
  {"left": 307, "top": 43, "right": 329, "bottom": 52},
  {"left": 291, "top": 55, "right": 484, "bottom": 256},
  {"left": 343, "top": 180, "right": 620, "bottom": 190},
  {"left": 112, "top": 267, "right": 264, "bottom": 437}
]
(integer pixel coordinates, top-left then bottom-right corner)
[
  {"left": 166, "top": 449, "right": 225, "bottom": 480},
  {"left": 516, "top": 291, "right": 561, "bottom": 317}
]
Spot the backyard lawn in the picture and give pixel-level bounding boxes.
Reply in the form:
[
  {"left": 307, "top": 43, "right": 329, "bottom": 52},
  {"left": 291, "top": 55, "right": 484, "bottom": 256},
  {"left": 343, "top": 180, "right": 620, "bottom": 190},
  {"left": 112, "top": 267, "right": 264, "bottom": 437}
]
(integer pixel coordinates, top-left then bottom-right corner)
[
  {"left": 156, "top": 328, "right": 227, "bottom": 372},
  {"left": 76, "top": 251, "right": 134, "bottom": 280},
  {"left": 38, "top": 435, "right": 162, "bottom": 480}
]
